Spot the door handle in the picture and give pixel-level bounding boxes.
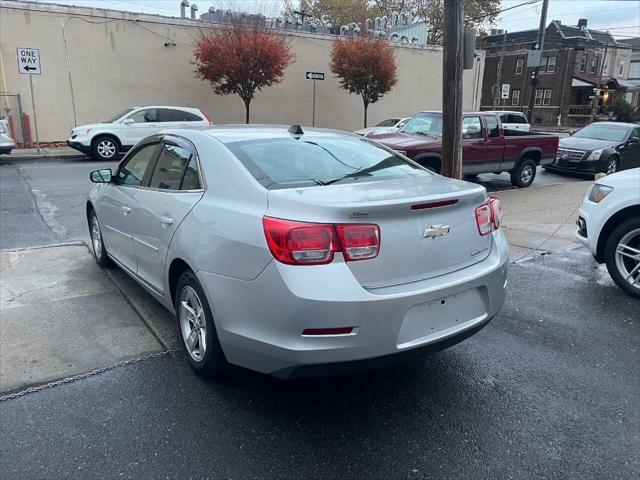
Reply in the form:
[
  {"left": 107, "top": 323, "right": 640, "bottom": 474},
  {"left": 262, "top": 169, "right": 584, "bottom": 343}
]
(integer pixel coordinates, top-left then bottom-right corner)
[
  {"left": 121, "top": 206, "right": 131, "bottom": 215},
  {"left": 160, "top": 216, "right": 174, "bottom": 227}
]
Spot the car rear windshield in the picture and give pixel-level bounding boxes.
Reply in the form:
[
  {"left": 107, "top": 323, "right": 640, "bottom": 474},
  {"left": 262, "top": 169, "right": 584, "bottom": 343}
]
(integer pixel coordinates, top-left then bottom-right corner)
[
  {"left": 573, "top": 124, "right": 630, "bottom": 142},
  {"left": 225, "top": 135, "right": 427, "bottom": 189}
]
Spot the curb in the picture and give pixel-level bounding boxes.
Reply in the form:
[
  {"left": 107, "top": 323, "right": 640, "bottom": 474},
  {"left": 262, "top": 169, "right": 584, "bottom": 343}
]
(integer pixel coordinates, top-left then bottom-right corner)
[{"left": 0, "top": 154, "right": 90, "bottom": 164}]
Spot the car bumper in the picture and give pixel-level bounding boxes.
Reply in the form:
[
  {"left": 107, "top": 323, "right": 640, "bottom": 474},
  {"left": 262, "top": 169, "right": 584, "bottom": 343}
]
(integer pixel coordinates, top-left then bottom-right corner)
[
  {"left": 545, "top": 157, "right": 608, "bottom": 175},
  {"left": 67, "top": 140, "right": 91, "bottom": 155},
  {"left": 197, "top": 231, "right": 509, "bottom": 379}
]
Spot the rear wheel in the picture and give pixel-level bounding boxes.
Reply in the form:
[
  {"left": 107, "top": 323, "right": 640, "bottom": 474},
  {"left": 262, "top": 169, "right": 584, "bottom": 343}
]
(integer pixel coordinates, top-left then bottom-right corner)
[
  {"left": 510, "top": 158, "right": 537, "bottom": 188},
  {"left": 175, "top": 270, "right": 227, "bottom": 377},
  {"left": 604, "top": 218, "right": 640, "bottom": 298},
  {"left": 92, "top": 136, "right": 119, "bottom": 161}
]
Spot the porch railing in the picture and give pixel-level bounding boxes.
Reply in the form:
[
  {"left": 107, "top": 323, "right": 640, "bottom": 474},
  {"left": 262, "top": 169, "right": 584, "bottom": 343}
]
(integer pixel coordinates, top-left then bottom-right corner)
[{"left": 567, "top": 105, "right": 592, "bottom": 116}]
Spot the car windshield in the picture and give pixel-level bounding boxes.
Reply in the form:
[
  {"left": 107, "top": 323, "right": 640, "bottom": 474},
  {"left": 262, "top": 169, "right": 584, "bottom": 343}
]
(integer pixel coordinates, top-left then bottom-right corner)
[
  {"left": 400, "top": 112, "right": 443, "bottom": 137},
  {"left": 573, "top": 124, "right": 630, "bottom": 142},
  {"left": 105, "top": 108, "right": 135, "bottom": 123},
  {"left": 375, "top": 118, "right": 399, "bottom": 127},
  {"left": 225, "top": 135, "right": 427, "bottom": 189}
]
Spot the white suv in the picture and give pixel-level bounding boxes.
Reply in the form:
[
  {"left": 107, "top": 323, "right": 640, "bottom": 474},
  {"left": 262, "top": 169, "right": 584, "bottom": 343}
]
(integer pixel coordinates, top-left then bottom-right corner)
[
  {"left": 485, "top": 111, "right": 530, "bottom": 132},
  {"left": 0, "top": 118, "right": 15, "bottom": 154},
  {"left": 67, "top": 106, "right": 212, "bottom": 160},
  {"left": 577, "top": 168, "right": 640, "bottom": 298}
]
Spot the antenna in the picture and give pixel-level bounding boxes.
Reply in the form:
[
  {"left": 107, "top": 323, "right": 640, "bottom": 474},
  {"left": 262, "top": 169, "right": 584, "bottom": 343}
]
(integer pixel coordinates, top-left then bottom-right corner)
[{"left": 288, "top": 125, "right": 304, "bottom": 136}]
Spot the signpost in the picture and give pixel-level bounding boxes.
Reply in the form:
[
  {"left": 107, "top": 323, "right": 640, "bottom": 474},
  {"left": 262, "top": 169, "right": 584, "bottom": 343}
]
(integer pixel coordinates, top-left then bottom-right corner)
[
  {"left": 17, "top": 47, "right": 41, "bottom": 152},
  {"left": 501, "top": 83, "right": 510, "bottom": 110},
  {"left": 306, "top": 71, "right": 324, "bottom": 127}
]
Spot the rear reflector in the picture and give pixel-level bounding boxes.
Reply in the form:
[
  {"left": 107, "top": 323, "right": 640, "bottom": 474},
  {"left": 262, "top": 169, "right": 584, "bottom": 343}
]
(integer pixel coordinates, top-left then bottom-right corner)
[
  {"left": 475, "top": 197, "right": 502, "bottom": 236},
  {"left": 302, "top": 327, "right": 354, "bottom": 336},
  {"left": 411, "top": 199, "right": 459, "bottom": 210},
  {"left": 263, "top": 217, "right": 380, "bottom": 265}
]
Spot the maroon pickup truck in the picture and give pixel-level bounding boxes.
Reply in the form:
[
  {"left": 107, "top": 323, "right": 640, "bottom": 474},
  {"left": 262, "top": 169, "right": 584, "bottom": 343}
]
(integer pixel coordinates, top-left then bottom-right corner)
[{"left": 369, "top": 111, "right": 559, "bottom": 188}]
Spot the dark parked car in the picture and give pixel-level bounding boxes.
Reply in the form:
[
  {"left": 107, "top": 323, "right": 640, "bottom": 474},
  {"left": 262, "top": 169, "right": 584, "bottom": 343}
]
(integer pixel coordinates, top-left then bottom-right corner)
[
  {"left": 370, "top": 111, "right": 559, "bottom": 188},
  {"left": 545, "top": 122, "right": 640, "bottom": 176}
]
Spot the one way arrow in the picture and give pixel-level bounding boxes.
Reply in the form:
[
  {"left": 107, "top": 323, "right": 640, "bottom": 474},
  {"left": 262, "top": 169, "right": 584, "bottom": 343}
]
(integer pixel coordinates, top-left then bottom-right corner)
[{"left": 23, "top": 65, "right": 37, "bottom": 72}]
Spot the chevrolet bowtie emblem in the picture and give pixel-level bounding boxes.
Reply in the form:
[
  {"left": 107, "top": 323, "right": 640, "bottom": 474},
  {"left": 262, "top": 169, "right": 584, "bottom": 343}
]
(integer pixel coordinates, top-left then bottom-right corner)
[{"left": 423, "top": 224, "right": 450, "bottom": 239}]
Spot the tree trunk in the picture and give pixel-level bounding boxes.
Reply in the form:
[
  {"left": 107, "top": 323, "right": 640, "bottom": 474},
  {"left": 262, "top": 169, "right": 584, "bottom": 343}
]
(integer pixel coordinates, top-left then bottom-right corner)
[
  {"left": 363, "top": 102, "right": 368, "bottom": 128},
  {"left": 244, "top": 99, "right": 251, "bottom": 124}
]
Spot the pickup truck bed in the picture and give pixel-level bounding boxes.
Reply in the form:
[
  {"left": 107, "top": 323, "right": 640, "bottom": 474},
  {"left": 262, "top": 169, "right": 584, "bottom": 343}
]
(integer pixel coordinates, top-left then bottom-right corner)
[{"left": 370, "top": 111, "right": 560, "bottom": 187}]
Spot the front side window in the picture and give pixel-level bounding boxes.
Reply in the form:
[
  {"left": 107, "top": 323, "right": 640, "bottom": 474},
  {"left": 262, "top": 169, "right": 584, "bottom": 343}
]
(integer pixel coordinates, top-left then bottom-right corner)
[
  {"left": 462, "top": 116, "right": 482, "bottom": 139},
  {"left": 485, "top": 116, "right": 500, "bottom": 137},
  {"left": 105, "top": 108, "right": 135, "bottom": 123},
  {"left": 401, "top": 112, "right": 443, "bottom": 137},
  {"left": 225, "top": 135, "right": 425, "bottom": 189},
  {"left": 515, "top": 59, "right": 523, "bottom": 75},
  {"left": 149, "top": 144, "right": 195, "bottom": 190},
  {"left": 128, "top": 109, "right": 158, "bottom": 123},
  {"left": 547, "top": 56, "right": 556, "bottom": 73},
  {"left": 512, "top": 89, "right": 521, "bottom": 106},
  {"left": 116, "top": 144, "right": 158, "bottom": 186}
]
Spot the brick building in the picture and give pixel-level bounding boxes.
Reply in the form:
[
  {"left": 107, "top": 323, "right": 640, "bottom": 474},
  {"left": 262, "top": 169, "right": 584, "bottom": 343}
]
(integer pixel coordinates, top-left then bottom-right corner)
[{"left": 478, "top": 19, "right": 633, "bottom": 128}]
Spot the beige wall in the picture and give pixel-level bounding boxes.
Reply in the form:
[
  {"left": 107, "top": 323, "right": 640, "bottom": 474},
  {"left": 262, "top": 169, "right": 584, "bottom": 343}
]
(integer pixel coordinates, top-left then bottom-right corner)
[{"left": 0, "top": 0, "right": 484, "bottom": 142}]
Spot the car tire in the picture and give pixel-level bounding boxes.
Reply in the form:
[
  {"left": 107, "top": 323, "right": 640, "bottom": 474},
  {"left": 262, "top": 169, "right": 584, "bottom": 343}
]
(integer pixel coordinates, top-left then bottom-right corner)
[
  {"left": 89, "top": 209, "right": 113, "bottom": 268},
  {"left": 510, "top": 158, "right": 537, "bottom": 188},
  {"left": 604, "top": 156, "right": 619, "bottom": 175},
  {"left": 175, "top": 270, "right": 227, "bottom": 378},
  {"left": 91, "top": 136, "right": 119, "bottom": 161},
  {"left": 604, "top": 217, "right": 640, "bottom": 299}
]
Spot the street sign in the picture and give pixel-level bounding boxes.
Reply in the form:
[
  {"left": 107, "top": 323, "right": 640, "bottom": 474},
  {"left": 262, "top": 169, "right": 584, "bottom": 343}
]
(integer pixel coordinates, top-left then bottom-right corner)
[
  {"left": 17, "top": 47, "right": 41, "bottom": 75},
  {"left": 501, "top": 84, "right": 510, "bottom": 99},
  {"left": 527, "top": 49, "right": 542, "bottom": 68},
  {"left": 306, "top": 71, "right": 324, "bottom": 80}
]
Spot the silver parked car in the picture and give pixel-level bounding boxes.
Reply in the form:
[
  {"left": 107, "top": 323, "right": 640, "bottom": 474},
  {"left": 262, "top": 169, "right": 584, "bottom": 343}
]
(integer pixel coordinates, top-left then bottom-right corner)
[{"left": 87, "top": 125, "right": 509, "bottom": 379}]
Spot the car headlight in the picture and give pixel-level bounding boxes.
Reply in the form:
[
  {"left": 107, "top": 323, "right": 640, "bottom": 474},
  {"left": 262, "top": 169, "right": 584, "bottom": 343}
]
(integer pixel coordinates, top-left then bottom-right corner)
[
  {"left": 588, "top": 184, "right": 613, "bottom": 203},
  {"left": 586, "top": 149, "right": 603, "bottom": 161}
]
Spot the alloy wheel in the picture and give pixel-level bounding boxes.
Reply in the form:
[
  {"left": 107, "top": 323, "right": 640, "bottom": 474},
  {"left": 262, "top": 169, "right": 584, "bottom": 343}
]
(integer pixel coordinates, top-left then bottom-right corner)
[
  {"left": 97, "top": 140, "right": 116, "bottom": 159},
  {"left": 521, "top": 165, "right": 533, "bottom": 184},
  {"left": 179, "top": 286, "right": 207, "bottom": 361},
  {"left": 91, "top": 214, "right": 102, "bottom": 258},
  {"left": 606, "top": 158, "right": 618, "bottom": 175},
  {"left": 615, "top": 228, "right": 640, "bottom": 292}
]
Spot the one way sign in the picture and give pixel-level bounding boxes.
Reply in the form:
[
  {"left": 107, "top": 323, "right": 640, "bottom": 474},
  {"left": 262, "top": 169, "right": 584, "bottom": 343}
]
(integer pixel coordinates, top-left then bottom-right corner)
[
  {"left": 17, "top": 48, "right": 41, "bottom": 75},
  {"left": 306, "top": 71, "right": 324, "bottom": 80}
]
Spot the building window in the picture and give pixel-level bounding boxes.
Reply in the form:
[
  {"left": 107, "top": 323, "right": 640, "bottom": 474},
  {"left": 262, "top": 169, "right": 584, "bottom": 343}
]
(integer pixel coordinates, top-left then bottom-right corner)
[
  {"left": 543, "top": 89, "right": 552, "bottom": 105},
  {"left": 590, "top": 58, "right": 597, "bottom": 74},
  {"left": 535, "top": 89, "right": 544, "bottom": 105},
  {"left": 512, "top": 89, "right": 521, "bottom": 106},
  {"left": 547, "top": 56, "right": 556, "bottom": 73},
  {"left": 603, "top": 59, "right": 609, "bottom": 74},
  {"left": 516, "top": 59, "right": 523, "bottom": 75},
  {"left": 579, "top": 56, "right": 586, "bottom": 72},
  {"left": 619, "top": 62, "right": 625, "bottom": 76}
]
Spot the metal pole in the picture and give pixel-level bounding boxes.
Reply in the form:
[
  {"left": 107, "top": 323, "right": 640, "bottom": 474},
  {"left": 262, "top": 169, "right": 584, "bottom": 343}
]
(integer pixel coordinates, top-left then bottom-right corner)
[
  {"left": 442, "top": 0, "right": 464, "bottom": 180},
  {"left": 591, "top": 43, "right": 608, "bottom": 122},
  {"left": 312, "top": 79, "right": 316, "bottom": 127},
  {"left": 526, "top": 0, "right": 549, "bottom": 123},
  {"left": 29, "top": 74, "right": 40, "bottom": 153}
]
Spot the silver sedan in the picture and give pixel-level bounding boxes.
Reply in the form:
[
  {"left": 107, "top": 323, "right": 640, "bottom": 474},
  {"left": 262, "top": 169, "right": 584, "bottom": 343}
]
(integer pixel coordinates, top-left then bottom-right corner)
[{"left": 87, "top": 125, "right": 509, "bottom": 379}]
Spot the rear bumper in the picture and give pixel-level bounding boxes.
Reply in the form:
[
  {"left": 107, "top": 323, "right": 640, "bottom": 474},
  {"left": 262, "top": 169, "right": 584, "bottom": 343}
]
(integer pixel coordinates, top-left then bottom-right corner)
[{"left": 197, "top": 231, "right": 509, "bottom": 378}]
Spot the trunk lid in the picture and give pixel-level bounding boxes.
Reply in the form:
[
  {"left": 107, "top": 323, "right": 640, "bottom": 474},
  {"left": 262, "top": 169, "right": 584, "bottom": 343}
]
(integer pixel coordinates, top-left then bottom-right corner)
[{"left": 266, "top": 175, "right": 491, "bottom": 288}]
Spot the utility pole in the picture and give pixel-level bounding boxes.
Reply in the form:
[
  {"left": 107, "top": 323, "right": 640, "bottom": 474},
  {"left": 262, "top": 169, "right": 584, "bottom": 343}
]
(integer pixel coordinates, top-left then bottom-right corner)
[
  {"left": 494, "top": 30, "right": 508, "bottom": 107},
  {"left": 526, "top": 0, "right": 549, "bottom": 123},
  {"left": 441, "top": 0, "right": 464, "bottom": 180},
  {"left": 591, "top": 43, "right": 608, "bottom": 122}
]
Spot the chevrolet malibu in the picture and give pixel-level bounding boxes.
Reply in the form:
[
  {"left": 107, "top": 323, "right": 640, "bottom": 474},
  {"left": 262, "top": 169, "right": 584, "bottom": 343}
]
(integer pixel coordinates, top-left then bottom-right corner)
[{"left": 86, "top": 125, "right": 509, "bottom": 379}]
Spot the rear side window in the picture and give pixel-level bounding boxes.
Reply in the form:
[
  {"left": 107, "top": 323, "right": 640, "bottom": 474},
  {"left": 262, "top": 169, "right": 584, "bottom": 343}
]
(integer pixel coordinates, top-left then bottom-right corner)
[
  {"left": 485, "top": 116, "right": 500, "bottom": 137},
  {"left": 513, "top": 113, "right": 528, "bottom": 124},
  {"left": 149, "top": 144, "right": 196, "bottom": 190},
  {"left": 158, "top": 109, "right": 183, "bottom": 122},
  {"left": 117, "top": 144, "right": 158, "bottom": 186},
  {"left": 182, "top": 111, "right": 204, "bottom": 122},
  {"left": 225, "top": 136, "right": 425, "bottom": 189}
]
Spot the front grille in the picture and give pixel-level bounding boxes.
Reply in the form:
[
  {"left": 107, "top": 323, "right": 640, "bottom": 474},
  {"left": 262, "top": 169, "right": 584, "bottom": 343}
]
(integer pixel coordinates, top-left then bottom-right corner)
[{"left": 557, "top": 149, "right": 586, "bottom": 162}]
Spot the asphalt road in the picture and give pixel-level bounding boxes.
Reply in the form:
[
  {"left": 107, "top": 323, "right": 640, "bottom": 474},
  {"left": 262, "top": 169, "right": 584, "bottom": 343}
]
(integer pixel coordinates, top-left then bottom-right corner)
[
  {"left": 0, "top": 159, "right": 581, "bottom": 250},
  {"left": 1, "top": 159, "right": 638, "bottom": 479},
  {"left": 1, "top": 248, "right": 638, "bottom": 479}
]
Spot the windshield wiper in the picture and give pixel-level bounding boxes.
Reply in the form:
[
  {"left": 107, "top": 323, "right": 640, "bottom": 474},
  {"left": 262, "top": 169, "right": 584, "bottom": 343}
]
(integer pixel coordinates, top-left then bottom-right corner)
[{"left": 323, "top": 168, "right": 366, "bottom": 186}]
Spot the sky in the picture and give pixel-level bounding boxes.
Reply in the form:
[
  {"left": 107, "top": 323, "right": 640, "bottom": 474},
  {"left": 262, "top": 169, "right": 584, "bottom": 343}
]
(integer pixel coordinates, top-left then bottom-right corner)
[{"left": 32, "top": 0, "right": 640, "bottom": 39}]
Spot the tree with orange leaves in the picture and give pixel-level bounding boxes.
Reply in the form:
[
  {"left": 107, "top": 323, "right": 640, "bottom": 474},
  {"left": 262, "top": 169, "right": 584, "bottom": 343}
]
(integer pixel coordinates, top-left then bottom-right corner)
[
  {"left": 329, "top": 37, "right": 398, "bottom": 128},
  {"left": 194, "top": 26, "right": 295, "bottom": 123}
]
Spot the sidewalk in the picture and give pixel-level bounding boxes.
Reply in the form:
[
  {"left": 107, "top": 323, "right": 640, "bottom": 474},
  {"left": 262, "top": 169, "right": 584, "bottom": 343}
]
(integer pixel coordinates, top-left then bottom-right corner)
[
  {"left": 493, "top": 180, "right": 592, "bottom": 262},
  {"left": 0, "top": 146, "right": 87, "bottom": 163}
]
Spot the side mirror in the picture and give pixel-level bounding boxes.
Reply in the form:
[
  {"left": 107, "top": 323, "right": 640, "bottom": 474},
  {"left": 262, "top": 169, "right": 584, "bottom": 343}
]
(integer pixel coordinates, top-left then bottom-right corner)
[
  {"left": 122, "top": 118, "right": 134, "bottom": 125},
  {"left": 569, "top": 130, "right": 576, "bottom": 136},
  {"left": 90, "top": 168, "right": 112, "bottom": 183},
  {"left": 628, "top": 136, "right": 640, "bottom": 144}
]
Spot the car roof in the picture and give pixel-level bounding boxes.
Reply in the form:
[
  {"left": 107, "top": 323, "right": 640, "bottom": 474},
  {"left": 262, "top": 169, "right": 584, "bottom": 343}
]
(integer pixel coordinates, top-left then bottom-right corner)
[
  {"left": 588, "top": 121, "right": 637, "bottom": 129},
  {"left": 485, "top": 110, "right": 526, "bottom": 116},
  {"left": 163, "top": 125, "right": 356, "bottom": 144},
  {"left": 417, "top": 110, "right": 495, "bottom": 116},
  {"left": 131, "top": 105, "right": 203, "bottom": 111}
]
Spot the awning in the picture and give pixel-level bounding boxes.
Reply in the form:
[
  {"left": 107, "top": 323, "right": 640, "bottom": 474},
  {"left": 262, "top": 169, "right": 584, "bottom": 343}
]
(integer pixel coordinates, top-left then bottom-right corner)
[{"left": 572, "top": 78, "right": 592, "bottom": 87}]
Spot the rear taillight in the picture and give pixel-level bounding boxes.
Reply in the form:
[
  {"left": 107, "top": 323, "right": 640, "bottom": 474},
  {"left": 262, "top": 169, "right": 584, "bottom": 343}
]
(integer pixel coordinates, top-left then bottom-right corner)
[
  {"left": 475, "top": 197, "right": 502, "bottom": 236},
  {"left": 262, "top": 217, "right": 380, "bottom": 265},
  {"left": 203, "top": 112, "right": 214, "bottom": 126}
]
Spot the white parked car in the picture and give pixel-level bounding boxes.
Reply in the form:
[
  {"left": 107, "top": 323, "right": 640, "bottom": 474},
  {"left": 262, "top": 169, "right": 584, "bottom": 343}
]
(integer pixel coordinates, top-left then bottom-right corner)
[
  {"left": 485, "top": 111, "right": 530, "bottom": 132},
  {"left": 0, "top": 118, "right": 15, "bottom": 155},
  {"left": 354, "top": 117, "right": 410, "bottom": 136},
  {"left": 68, "top": 106, "right": 212, "bottom": 160},
  {"left": 577, "top": 168, "right": 640, "bottom": 298}
]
